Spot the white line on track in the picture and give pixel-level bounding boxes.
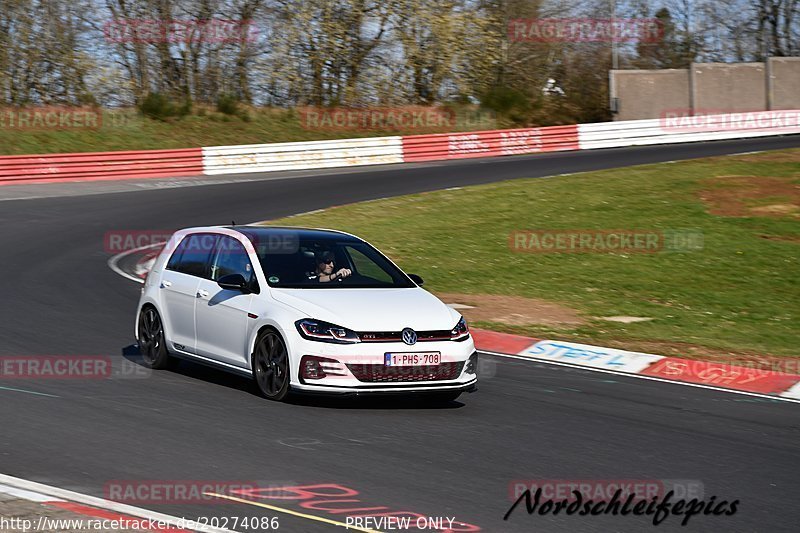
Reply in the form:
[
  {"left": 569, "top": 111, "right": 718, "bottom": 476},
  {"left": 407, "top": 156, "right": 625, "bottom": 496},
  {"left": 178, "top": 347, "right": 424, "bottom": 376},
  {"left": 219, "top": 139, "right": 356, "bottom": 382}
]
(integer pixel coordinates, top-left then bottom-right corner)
[
  {"left": 0, "top": 483, "right": 63, "bottom": 502},
  {"left": 0, "top": 473, "right": 236, "bottom": 533},
  {"left": 478, "top": 349, "right": 800, "bottom": 404},
  {"left": 0, "top": 385, "right": 60, "bottom": 398}
]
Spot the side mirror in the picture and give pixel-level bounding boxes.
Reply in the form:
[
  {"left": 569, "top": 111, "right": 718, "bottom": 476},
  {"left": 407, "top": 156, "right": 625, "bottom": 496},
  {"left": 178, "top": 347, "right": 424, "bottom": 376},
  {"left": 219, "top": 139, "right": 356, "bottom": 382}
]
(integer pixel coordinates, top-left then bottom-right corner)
[
  {"left": 218, "top": 273, "right": 250, "bottom": 293},
  {"left": 408, "top": 273, "right": 424, "bottom": 286}
]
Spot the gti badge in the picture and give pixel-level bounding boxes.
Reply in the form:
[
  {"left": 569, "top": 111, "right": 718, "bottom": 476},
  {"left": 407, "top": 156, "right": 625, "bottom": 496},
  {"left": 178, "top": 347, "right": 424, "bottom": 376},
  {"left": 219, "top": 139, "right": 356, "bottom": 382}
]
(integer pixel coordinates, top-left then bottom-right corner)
[{"left": 401, "top": 327, "right": 418, "bottom": 345}]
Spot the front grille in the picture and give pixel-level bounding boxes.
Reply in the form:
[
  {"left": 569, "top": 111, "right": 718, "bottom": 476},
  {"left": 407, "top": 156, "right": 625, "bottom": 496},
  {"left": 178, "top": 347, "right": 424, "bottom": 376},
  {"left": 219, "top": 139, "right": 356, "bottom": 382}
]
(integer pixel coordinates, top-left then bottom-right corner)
[
  {"left": 357, "top": 330, "right": 453, "bottom": 342},
  {"left": 346, "top": 362, "right": 464, "bottom": 382}
]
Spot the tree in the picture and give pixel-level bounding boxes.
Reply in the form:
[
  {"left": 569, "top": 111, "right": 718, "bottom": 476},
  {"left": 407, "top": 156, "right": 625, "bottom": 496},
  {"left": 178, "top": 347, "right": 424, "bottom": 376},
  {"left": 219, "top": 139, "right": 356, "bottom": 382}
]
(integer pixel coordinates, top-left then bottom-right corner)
[{"left": 635, "top": 7, "right": 697, "bottom": 68}]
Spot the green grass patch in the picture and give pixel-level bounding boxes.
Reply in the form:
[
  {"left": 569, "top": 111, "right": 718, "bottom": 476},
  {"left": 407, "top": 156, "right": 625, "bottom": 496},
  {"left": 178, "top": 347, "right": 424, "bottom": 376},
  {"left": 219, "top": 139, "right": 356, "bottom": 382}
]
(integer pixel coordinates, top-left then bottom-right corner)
[
  {"left": 0, "top": 106, "right": 504, "bottom": 155},
  {"left": 261, "top": 149, "right": 800, "bottom": 359}
]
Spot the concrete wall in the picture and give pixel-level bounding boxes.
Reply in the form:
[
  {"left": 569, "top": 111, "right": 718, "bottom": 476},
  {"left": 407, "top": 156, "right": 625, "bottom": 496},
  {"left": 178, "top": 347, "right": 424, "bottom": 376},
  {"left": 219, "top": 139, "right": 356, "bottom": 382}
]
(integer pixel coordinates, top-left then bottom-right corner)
[
  {"left": 692, "top": 63, "right": 766, "bottom": 113},
  {"left": 769, "top": 57, "right": 800, "bottom": 110},
  {"left": 611, "top": 58, "right": 800, "bottom": 120},
  {"left": 611, "top": 70, "right": 689, "bottom": 121}
]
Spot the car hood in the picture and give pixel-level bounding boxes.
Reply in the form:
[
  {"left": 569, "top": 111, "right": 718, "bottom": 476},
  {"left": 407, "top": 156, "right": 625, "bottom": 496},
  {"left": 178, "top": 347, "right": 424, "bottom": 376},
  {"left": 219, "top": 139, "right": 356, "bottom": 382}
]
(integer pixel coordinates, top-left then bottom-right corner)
[{"left": 269, "top": 287, "right": 460, "bottom": 331}]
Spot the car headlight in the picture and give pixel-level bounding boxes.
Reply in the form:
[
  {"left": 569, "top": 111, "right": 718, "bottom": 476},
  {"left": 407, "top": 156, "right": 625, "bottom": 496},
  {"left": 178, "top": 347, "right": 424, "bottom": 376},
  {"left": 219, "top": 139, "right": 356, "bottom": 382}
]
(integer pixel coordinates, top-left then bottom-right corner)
[
  {"left": 295, "top": 319, "right": 361, "bottom": 344},
  {"left": 450, "top": 316, "right": 470, "bottom": 341}
]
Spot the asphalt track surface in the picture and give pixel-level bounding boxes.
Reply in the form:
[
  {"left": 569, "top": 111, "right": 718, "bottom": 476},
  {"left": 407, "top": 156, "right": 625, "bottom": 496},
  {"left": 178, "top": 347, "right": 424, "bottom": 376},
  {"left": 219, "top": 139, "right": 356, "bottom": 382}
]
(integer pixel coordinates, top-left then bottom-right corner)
[{"left": 1, "top": 136, "right": 799, "bottom": 532}]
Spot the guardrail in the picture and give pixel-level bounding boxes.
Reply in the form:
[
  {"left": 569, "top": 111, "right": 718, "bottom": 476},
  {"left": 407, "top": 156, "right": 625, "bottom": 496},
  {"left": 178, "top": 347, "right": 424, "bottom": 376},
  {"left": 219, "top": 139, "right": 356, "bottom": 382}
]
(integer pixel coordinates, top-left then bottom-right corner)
[
  {"left": 401, "top": 125, "right": 579, "bottom": 162},
  {"left": 578, "top": 110, "right": 800, "bottom": 150},
  {"left": 1, "top": 110, "right": 798, "bottom": 185},
  {"left": 203, "top": 136, "right": 403, "bottom": 175},
  {"left": 0, "top": 148, "right": 203, "bottom": 185}
]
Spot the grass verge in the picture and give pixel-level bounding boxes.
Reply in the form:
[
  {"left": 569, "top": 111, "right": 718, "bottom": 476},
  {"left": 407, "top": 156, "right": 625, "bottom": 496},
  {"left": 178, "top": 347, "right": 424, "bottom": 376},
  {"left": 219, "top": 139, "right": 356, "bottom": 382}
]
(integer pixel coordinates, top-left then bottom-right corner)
[{"left": 261, "top": 148, "right": 800, "bottom": 362}]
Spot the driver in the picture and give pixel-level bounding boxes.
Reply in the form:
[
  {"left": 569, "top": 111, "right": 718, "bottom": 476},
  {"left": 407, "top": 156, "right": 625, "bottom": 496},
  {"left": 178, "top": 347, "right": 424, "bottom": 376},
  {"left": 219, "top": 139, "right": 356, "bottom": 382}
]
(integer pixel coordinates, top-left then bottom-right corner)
[{"left": 313, "top": 250, "right": 352, "bottom": 283}]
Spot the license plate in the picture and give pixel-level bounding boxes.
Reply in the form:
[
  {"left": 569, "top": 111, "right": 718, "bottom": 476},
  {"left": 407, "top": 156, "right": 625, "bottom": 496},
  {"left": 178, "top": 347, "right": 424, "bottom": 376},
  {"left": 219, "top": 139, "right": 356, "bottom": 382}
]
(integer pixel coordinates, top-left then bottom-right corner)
[{"left": 384, "top": 352, "right": 441, "bottom": 366}]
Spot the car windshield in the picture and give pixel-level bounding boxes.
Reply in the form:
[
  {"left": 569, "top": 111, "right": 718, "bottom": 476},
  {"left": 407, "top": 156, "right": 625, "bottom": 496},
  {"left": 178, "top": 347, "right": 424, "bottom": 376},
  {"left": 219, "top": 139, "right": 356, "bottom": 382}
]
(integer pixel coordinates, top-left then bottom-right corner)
[{"left": 246, "top": 232, "right": 416, "bottom": 289}]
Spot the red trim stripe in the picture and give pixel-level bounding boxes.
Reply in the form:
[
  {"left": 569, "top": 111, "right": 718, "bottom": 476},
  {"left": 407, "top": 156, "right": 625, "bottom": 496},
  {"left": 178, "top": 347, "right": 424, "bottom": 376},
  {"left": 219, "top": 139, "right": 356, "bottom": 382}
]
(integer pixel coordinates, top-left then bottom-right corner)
[
  {"left": 0, "top": 148, "right": 203, "bottom": 185},
  {"left": 641, "top": 357, "right": 800, "bottom": 394},
  {"left": 471, "top": 328, "right": 539, "bottom": 354},
  {"left": 401, "top": 125, "right": 579, "bottom": 162}
]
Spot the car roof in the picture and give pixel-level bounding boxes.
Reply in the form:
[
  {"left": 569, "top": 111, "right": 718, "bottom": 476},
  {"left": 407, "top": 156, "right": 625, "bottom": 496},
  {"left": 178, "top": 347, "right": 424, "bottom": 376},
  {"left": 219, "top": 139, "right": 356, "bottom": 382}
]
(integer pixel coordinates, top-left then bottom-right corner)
[{"left": 227, "top": 225, "right": 362, "bottom": 242}]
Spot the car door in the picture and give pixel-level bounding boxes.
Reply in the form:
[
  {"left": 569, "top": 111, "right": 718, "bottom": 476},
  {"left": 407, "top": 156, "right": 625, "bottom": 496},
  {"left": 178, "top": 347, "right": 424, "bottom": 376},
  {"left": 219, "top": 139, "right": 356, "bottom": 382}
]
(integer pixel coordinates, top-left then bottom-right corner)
[
  {"left": 160, "top": 233, "right": 218, "bottom": 354},
  {"left": 194, "top": 235, "right": 256, "bottom": 367}
]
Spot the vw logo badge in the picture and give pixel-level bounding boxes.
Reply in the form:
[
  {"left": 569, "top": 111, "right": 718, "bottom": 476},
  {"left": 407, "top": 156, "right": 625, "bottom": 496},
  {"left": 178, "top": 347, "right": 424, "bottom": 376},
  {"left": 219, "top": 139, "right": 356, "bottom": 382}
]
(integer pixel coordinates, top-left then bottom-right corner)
[{"left": 401, "top": 328, "right": 418, "bottom": 345}]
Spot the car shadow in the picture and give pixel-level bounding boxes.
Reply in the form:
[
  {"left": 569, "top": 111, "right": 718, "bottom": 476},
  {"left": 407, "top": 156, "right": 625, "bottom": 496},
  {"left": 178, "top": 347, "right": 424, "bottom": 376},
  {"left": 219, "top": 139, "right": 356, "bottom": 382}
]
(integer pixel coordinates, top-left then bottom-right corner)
[
  {"left": 285, "top": 392, "right": 466, "bottom": 410},
  {"left": 121, "top": 344, "right": 466, "bottom": 410},
  {"left": 122, "top": 344, "right": 254, "bottom": 394}
]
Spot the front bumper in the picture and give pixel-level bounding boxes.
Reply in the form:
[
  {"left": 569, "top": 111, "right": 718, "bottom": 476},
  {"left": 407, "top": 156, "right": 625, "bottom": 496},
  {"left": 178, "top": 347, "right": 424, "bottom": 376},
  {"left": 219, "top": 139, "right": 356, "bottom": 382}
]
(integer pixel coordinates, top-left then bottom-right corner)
[
  {"left": 287, "top": 334, "right": 478, "bottom": 394},
  {"left": 291, "top": 378, "right": 478, "bottom": 396}
]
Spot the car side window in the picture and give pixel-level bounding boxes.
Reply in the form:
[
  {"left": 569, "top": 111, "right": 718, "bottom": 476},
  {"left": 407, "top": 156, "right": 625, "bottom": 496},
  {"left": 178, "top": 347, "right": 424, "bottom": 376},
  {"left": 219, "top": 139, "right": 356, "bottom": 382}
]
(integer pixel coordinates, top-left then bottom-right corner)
[
  {"left": 167, "top": 233, "right": 218, "bottom": 278},
  {"left": 165, "top": 240, "right": 185, "bottom": 271},
  {"left": 210, "top": 236, "right": 254, "bottom": 281}
]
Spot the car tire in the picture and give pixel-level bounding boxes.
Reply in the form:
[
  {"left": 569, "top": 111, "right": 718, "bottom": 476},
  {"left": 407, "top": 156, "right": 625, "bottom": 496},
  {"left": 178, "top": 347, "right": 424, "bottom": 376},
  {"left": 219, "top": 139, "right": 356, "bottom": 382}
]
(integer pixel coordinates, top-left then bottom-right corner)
[
  {"left": 252, "top": 329, "right": 291, "bottom": 401},
  {"left": 137, "top": 306, "right": 173, "bottom": 370}
]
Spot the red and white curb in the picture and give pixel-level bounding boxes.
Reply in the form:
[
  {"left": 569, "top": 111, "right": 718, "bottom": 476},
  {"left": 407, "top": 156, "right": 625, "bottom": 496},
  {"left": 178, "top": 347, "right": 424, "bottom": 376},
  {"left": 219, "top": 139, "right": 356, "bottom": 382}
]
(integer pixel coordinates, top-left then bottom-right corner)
[
  {"left": 0, "top": 473, "right": 234, "bottom": 532},
  {"left": 471, "top": 329, "right": 800, "bottom": 403},
  {"left": 107, "top": 243, "right": 163, "bottom": 283}
]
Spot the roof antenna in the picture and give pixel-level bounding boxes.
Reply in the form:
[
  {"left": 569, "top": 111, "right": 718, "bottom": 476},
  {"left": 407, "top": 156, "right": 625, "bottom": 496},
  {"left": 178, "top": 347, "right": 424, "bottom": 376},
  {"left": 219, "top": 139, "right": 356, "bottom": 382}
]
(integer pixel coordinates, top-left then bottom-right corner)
[{"left": 231, "top": 220, "right": 236, "bottom": 225}]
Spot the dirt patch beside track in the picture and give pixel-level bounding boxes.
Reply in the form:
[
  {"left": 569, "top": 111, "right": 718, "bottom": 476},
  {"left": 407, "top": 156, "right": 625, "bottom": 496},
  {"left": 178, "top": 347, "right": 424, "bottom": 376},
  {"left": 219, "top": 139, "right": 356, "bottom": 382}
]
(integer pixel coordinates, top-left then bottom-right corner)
[
  {"left": 436, "top": 292, "right": 586, "bottom": 327},
  {"left": 699, "top": 175, "right": 800, "bottom": 219}
]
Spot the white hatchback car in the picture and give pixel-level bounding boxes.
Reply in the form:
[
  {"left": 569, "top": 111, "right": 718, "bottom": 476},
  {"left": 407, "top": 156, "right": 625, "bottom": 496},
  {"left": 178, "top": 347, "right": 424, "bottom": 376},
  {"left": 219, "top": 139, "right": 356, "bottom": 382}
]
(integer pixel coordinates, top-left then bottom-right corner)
[{"left": 135, "top": 226, "right": 478, "bottom": 401}]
